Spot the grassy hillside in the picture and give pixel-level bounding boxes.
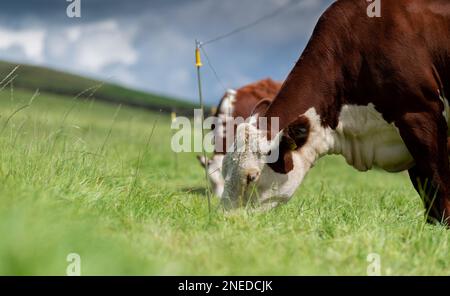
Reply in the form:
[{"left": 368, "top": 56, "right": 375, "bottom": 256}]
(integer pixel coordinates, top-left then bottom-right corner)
[
  {"left": 1, "top": 86, "right": 450, "bottom": 275},
  {"left": 0, "top": 61, "right": 196, "bottom": 114}
]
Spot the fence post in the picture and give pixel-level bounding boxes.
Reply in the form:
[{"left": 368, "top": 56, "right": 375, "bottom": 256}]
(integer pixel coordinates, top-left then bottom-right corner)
[{"left": 195, "top": 40, "right": 212, "bottom": 215}]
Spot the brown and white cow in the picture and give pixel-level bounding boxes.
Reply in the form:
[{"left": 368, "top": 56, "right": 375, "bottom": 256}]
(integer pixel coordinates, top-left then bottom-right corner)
[
  {"left": 197, "top": 78, "right": 282, "bottom": 197},
  {"left": 222, "top": 0, "right": 450, "bottom": 223}
]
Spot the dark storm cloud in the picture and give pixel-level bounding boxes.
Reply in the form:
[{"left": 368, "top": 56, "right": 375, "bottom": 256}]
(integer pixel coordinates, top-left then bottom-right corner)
[
  {"left": 0, "top": 0, "right": 196, "bottom": 23},
  {"left": 0, "top": 0, "right": 333, "bottom": 104}
]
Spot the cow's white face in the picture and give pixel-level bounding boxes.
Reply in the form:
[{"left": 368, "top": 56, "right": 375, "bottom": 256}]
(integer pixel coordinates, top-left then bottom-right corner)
[
  {"left": 221, "top": 123, "right": 270, "bottom": 208},
  {"left": 221, "top": 108, "right": 333, "bottom": 210},
  {"left": 197, "top": 154, "right": 225, "bottom": 197}
]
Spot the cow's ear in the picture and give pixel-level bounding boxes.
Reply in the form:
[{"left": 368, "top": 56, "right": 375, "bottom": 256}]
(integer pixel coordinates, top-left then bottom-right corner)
[
  {"left": 251, "top": 98, "right": 272, "bottom": 117},
  {"left": 267, "top": 116, "right": 310, "bottom": 174}
]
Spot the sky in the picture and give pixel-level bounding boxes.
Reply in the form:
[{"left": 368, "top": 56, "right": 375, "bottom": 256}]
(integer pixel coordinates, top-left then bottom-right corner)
[{"left": 0, "top": 0, "right": 334, "bottom": 105}]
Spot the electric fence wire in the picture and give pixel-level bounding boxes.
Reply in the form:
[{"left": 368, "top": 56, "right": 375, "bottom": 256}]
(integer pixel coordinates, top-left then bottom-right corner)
[
  {"left": 198, "top": 0, "right": 303, "bottom": 91},
  {"left": 201, "top": 0, "right": 303, "bottom": 47}
]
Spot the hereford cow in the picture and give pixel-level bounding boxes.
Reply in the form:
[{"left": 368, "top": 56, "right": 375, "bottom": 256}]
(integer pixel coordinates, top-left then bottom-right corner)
[
  {"left": 222, "top": 0, "right": 450, "bottom": 224},
  {"left": 197, "top": 78, "right": 282, "bottom": 197}
]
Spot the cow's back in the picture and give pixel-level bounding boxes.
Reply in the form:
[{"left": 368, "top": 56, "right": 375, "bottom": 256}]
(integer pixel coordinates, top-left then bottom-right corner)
[{"left": 266, "top": 0, "right": 450, "bottom": 129}]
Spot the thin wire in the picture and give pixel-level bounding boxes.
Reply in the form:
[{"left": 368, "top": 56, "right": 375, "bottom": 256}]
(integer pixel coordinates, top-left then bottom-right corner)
[
  {"left": 200, "top": 46, "right": 227, "bottom": 93},
  {"left": 198, "top": 0, "right": 302, "bottom": 92},
  {"left": 201, "top": 0, "right": 301, "bottom": 46}
]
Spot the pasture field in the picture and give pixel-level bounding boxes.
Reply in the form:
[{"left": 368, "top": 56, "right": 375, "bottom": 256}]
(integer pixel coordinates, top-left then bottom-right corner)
[
  {"left": 0, "top": 88, "right": 449, "bottom": 275},
  {"left": 0, "top": 61, "right": 197, "bottom": 112}
]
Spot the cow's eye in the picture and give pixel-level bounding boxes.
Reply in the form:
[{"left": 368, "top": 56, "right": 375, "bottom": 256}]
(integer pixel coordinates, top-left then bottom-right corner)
[
  {"left": 298, "top": 127, "right": 308, "bottom": 135},
  {"left": 289, "top": 126, "right": 308, "bottom": 139},
  {"left": 285, "top": 124, "right": 310, "bottom": 151}
]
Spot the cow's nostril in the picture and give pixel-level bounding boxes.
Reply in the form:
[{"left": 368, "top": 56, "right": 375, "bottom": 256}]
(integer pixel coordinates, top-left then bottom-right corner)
[{"left": 246, "top": 171, "right": 260, "bottom": 184}]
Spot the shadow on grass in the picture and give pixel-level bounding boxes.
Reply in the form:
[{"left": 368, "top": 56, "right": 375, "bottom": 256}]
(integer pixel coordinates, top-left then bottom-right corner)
[{"left": 178, "top": 186, "right": 208, "bottom": 196}]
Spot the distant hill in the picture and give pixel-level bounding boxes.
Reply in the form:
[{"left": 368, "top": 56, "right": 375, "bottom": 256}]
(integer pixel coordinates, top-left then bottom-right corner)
[{"left": 0, "top": 61, "right": 197, "bottom": 115}]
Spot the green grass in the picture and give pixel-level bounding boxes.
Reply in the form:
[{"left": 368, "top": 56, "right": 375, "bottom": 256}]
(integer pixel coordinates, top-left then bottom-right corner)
[
  {"left": 1, "top": 87, "right": 450, "bottom": 275},
  {"left": 0, "top": 60, "right": 197, "bottom": 113}
]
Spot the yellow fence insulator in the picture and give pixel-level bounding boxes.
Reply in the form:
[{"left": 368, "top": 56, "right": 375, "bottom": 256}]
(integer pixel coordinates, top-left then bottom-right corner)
[{"left": 195, "top": 47, "right": 203, "bottom": 68}]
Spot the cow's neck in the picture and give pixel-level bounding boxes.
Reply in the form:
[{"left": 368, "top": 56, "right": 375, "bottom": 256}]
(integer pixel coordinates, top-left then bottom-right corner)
[
  {"left": 262, "top": 40, "right": 350, "bottom": 175},
  {"left": 265, "top": 33, "right": 351, "bottom": 159},
  {"left": 265, "top": 21, "right": 352, "bottom": 132},
  {"left": 267, "top": 64, "right": 339, "bottom": 130}
]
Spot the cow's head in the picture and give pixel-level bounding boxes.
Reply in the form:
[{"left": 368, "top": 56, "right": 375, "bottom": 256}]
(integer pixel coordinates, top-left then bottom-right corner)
[
  {"left": 197, "top": 154, "right": 225, "bottom": 197},
  {"left": 221, "top": 108, "right": 331, "bottom": 210}
]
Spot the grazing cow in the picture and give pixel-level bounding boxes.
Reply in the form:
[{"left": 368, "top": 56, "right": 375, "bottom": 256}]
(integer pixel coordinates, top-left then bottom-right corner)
[
  {"left": 197, "top": 78, "right": 282, "bottom": 197},
  {"left": 222, "top": 0, "right": 450, "bottom": 223}
]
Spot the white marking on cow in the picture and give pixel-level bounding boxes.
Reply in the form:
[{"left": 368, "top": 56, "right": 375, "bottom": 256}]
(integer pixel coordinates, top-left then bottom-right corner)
[
  {"left": 331, "top": 104, "right": 415, "bottom": 172},
  {"left": 222, "top": 101, "right": 450, "bottom": 210},
  {"left": 254, "top": 152, "right": 307, "bottom": 209},
  {"left": 198, "top": 154, "right": 225, "bottom": 197},
  {"left": 291, "top": 102, "right": 450, "bottom": 176},
  {"left": 208, "top": 154, "right": 225, "bottom": 197},
  {"left": 217, "top": 89, "right": 237, "bottom": 138}
]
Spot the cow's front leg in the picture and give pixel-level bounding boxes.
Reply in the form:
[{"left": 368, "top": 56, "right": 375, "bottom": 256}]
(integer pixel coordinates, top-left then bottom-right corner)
[
  {"left": 397, "top": 112, "right": 450, "bottom": 224},
  {"left": 408, "top": 165, "right": 446, "bottom": 223}
]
